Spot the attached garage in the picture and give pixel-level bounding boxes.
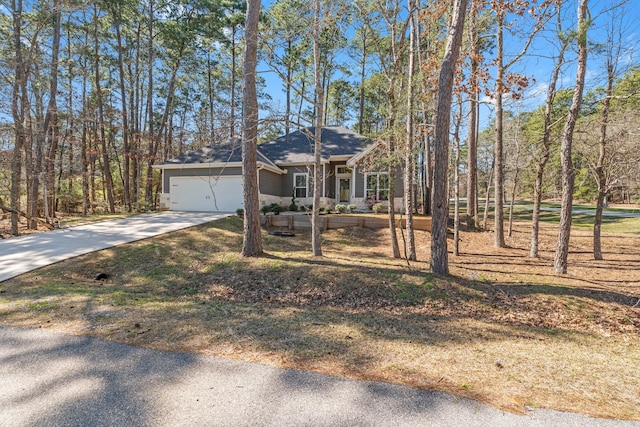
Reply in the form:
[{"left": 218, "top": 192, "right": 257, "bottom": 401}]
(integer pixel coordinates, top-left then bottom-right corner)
[{"left": 170, "top": 176, "right": 243, "bottom": 212}]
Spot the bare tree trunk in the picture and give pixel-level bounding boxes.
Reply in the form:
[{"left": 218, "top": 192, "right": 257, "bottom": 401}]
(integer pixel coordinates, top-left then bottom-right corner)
[
  {"left": 144, "top": 43, "right": 183, "bottom": 209},
  {"left": 483, "top": 159, "right": 494, "bottom": 231},
  {"left": 241, "top": 0, "right": 263, "bottom": 257},
  {"left": 29, "top": 119, "right": 43, "bottom": 229},
  {"left": 404, "top": 0, "right": 417, "bottom": 261},
  {"left": 531, "top": 7, "right": 567, "bottom": 258},
  {"left": 507, "top": 119, "right": 522, "bottom": 238},
  {"left": 286, "top": 39, "right": 292, "bottom": 141},
  {"left": 594, "top": 61, "right": 613, "bottom": 260},
  {"left": 422, "top": 102, "right": 432, "bottom": 215},
  {"left": 358, "top": 32, "right": 366, "bottom": 135},
  {"left": 430, "top": 0, "right": 468, "bottom": 275},
  {"left": 207, "top": 52, "right": 216, "bottom": 143},
  {"left": 554, "top": 0, "right": 589, "bottom": 274},
  {"left": 131, "top": 22, "right": 142, "bottom": 209},
  {"left": 414, "top": 17, "right": 432, "bottom": 216},
  {"left": 63, "top": 16, "right": 75, "bottom": 201},
  {"left": 492, "top": 0, "right": 549, "bottom": 245},
  {"left": 81, "top": 115, "right": 89, "bottom": 216},
  {"left": 145, "top": 0, "right": 155, "bottom": 205},
  {"left": 386, "top": 91, "right": 401, "bottom": 259},
  {"left": 0, "top": 205, "right": 55, "bottom": 230},
  {"left": 231, "top": 25, "right": 237, "bottom": 137},
  {"left": 94, "top": 5, "right": 116, "bottom": 213},
  {"left": 493, "top": 6, "right": 506, "bottom": 248},
  {"left": 311, "top": 0, "right": 324, "bottom": 257},
  {"left": 388, "top": 158, "right": 401, "bottom": 257},
  {"left": 44, "top": 0, "right": 61, "bottom": 220},
  {"left": 114, "top": 8, "right": 132, "bottom": 212},
  {"left": 10, "top": 0, "right": 27, "bottom": 235},
  {"left": 466, "top": 0, "right": 480, "bottom": 229},
  {"left": 80, "top": 28, "right": 90, "bottom": 216},
  {"left": 507, "top": 164, "right": 519, "bottom": 237},
  {"left": 453, "top": 97, "right": 463, "bottom": 256},
  {"left": 90, "top": 124, "right": 98, "bottom": 212}
]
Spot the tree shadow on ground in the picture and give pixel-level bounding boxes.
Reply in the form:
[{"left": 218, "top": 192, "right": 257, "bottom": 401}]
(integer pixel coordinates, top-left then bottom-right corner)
[{"left": 0, "top": 326, "right": 198, "bottom": 426}]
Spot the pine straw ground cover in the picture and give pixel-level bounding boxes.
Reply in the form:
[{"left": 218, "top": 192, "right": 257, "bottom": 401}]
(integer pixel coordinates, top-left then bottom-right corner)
[{"left": 0, "top": 216, "right": 639, "bottom": 420}]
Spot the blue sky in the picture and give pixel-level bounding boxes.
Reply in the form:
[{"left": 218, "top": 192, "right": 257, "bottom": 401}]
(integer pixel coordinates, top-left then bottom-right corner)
[
  {"left": 519, "top": 0, "right": 640, "bottom": 108},
  {"left": 258, "top": 0, "right": 640, "bottom": 132}
]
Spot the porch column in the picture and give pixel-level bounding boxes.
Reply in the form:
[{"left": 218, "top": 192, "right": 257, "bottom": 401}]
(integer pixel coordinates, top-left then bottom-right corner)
[
  {"left": 351, "top": 166, "right": 356, "bottom": 200},
  {"left": 322, "top": 164, "right": 326, "bottom": 198},
  {"left": 257, "top": 167, "right": 261, "bottom": 204}
]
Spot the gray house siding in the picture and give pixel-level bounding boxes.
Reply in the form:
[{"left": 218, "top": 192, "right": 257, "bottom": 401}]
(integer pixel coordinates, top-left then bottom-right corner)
[
  {"left": 393, "top": 169, "right": 403, "bottom": 197},
  {"left": 326, "top": 162, "right": 342, "bottom": 199},
  {"left": 353, "top": 166, "right": 403, "bottom": 198},
  {"left": 354, "top": 169, "right": 365, "bottom": 198},
  {"left": 258, "top": 169, "right": 281, "bottom": 196},
  {"left": 281, "top": 166, "right": 314, "bottom": 198},
  {"left": 162, "top": 167, "right": 242, "bottom": 193}
]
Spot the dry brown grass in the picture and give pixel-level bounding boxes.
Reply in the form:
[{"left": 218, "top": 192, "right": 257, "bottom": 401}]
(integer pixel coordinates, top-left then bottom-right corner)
[{"left": 0, "top": 216, "right": 639, "bottom": 420}]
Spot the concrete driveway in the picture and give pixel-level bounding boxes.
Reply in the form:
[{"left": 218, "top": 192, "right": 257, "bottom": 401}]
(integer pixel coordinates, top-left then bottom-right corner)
[{"left": 0, "top": 211, "right": 229, "bottom": 282}]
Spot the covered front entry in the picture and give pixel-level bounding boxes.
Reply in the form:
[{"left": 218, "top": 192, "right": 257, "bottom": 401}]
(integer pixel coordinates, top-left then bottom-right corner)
[
  {"left": 336, "top": 166, "right": 352, "bottom": 204},
  {"left": 338, "top": 178, "right": 351, "bottom": 203},
  {"left": 169, "top": 176, "right": 243, "bottom": 212}
]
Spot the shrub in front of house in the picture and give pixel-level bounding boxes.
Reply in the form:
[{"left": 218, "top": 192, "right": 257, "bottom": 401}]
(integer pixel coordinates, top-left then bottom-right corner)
[
  {"left": 373, "top": 202, "right": 384, "bottom": 213},
  {"left": 289, "top": 193, "right": 298, "bottom": 211},
  {"left": 269, "top": 203, "right": 283, "bottom": 214},
  {"left": 335, "top": 204, "right": 346, "bottom": 213},
  {"left": 347, "top": 204, "right": 357, "bottom": 212},
  {"left": 365, "top": 197, "right": 381, "bottom": 211}
]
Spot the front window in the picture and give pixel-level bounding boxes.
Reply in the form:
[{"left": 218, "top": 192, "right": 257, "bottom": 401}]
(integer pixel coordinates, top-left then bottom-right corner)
[
  {"left": 366, "top": 173, "right": 389, "bottom": 201},
  {"left": 294, "top": 173, "right": 308, "bottom": 198}
]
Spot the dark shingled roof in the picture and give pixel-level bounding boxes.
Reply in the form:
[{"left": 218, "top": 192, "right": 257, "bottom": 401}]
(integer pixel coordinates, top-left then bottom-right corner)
[
  {"left": 163, "top": 137, "right": 276, "bottom": 168},
  {"left": 160, "top": 127, "right": 372, "bottom": 168},
  {"left": 258, "top": 126, "right": 372, "bottom": 164}
]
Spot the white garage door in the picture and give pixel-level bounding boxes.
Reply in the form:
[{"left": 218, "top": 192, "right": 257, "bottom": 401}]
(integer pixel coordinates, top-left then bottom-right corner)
[{"left": 170, "top": 176, "right": 243, "bottom": 212}]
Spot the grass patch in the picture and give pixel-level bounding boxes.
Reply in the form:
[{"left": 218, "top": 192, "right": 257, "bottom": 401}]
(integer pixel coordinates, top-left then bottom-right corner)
[{"left": 0, "top": 216, "right": 639, "bottom": 420}]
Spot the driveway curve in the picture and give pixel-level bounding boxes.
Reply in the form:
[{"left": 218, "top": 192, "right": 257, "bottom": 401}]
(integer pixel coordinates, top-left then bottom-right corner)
[{"left": 0, "top": 211, "right": 229, "bottom": 283}]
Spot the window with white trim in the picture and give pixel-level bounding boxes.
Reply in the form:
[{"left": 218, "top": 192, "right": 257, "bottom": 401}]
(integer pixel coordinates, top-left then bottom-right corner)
[
  {"left": 294, "top": 173, "right": 308, "bottom": 198},
  {"left": 365, "top": 173, "right": 389, "bottom": 201}
]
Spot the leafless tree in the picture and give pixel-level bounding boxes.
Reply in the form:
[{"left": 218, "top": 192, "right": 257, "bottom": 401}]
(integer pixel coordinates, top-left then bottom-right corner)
[
  {"left": 554, "top": 0, "right": 589, "bottom": 274},
  {"left": 241, "top": 0, "right": 263, "bottom": 257},
  {"left": 430, "top": 0, "right": 468, "bottom": 275}
]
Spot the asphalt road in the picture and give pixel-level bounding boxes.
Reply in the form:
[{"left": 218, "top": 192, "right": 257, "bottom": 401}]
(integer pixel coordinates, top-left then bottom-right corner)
[
  {"left": 1, "top": 326, "right": 638, "bottom": 427},
  {"left": 514, "top": 204, "right": 640, "bottom": 218}
]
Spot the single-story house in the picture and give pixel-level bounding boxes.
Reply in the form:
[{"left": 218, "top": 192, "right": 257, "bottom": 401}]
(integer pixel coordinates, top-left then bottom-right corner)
[{"left": 154, "top": 126, "right": 403, "bottom": 212}]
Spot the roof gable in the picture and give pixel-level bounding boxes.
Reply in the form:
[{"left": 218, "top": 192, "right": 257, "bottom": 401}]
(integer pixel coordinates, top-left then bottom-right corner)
[
  {"left": 157, "top": 126, "right": 372, "bottom": 169},
  {"left": 161, "top": 137, "right": 278, "bottom": 170},
  {"left": 258, "top": 126, "right": 372, "bottom": 164},
  {"left": 164, "top": 137, "right": 243, "bottom": 165}
]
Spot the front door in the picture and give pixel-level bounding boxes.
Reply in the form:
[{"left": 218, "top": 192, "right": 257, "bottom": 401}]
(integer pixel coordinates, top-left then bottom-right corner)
[{"left": 338, "top": 177, "right": 351, "bottom": 203}]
